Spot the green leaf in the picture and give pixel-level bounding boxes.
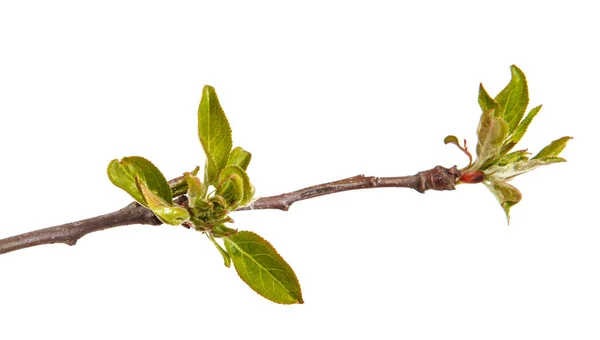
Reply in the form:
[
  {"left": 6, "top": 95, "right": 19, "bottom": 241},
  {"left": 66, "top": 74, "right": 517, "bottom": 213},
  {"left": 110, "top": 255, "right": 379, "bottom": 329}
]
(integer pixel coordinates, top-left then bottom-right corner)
[
  {"left": 137, "top": 180, "right": 189, "bottom": 225},
  {"left": 208, "top": 194, "right": 228, "bottom": 209},
  {"left": 443, "top": 135, "right": 460, "bottom": 147},
  {"left": 484, "top": 181, "right": 522, "bottom": 224},
  {"left": 473, "top": 109, "right": 509, "bottom": 170},
  {"left": 207, "top": 234, "right": 231, "bottom": 268},
  {"left": 478, "top": 83, "right": 501, "bottom": 115},
  {"left": 533, "top": 136, "right": 572, "bottom": 159},
  {"left": 227, "top": 146, "right": 252, "bottom": 171},
  {"left": 484, "top": 157, "right": 566, "bottom": 182},
  {"left": 495, "top": 65, "right": 529, "bottom": 132},
  {"left": 170, "top": 177, "right": 188, "bottom": 198},
  {"left": 212, "top": 224, "right": 237, "bottom": 238},
  {"left": 508, "top": 104, "right": 542, "bottom": 146},
  {"left": 185, "top": 173, "right": 208, "bottom": 215},
  {"left": 497, "top": 149, "right": 530, "bottom": 166},
  {"left": 107, "top": 156, "right": 172, "bottom": 206},
  {"left": 216, "top": 165, "right": 254, "bottom": 209},
  {"left": 224, "top": 231, "right": 303, "bottom": 304},
  {"left": 198, "top": 85, "right": 233, "bottom": 185}
]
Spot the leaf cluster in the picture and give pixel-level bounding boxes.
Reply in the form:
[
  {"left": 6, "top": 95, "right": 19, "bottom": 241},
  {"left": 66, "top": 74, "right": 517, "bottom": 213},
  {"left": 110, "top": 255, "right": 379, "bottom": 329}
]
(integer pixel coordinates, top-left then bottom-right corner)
[
  {"left": 445, "top": 65, "right": 571, "bottom": 222},
  {"left": 108, "top": 86, "right": 303, "bottom": 304}
]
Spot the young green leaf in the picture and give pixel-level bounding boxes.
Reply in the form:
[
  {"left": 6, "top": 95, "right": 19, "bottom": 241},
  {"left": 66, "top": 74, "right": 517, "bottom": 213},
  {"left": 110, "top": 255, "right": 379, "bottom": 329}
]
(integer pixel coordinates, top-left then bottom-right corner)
[
  {"left": 472, "top": 109, "right": 509, "bottom": 170},
  {"left": 532, "top": 136, "right": 572, "bottom": 159},
  {"left": 497, "top": 149, "right": 530, "bottom": 166},
  {"left": 208, "top": 194, "right": 228, "bottom": 210},
  {"left": 495, "top": 65, "right": 529, "bottom": 132},
  {"left": 185, "top": 173, "right": 209, "bottom": 215},
  {"left": 107, "top": 156, "right": 173, "bottom": 206},
  {"left": 443, "top": 135, "right": 460, "bottom": 147},
  {"left": 484, "top": 157, "right": 566, "bottom": 182},
  {"left": 198, "top": 85, "right": 233, "bottom": 185},
  {"left": 478, "top": 83, "right": 501, "bottom": 115},
  {"left": 212, "top": 224, "right": 237, "bottom": 238},
  {"left": 207, "top": 234, "right": 231, "bottom": 268},
  {"left": 227, "top": 146, "right": 252, "bottom": 171},
  {"left": 224, "top": 231, "right": 303, "bottom": 304},
  {"left": 507, "top": 104, "right": 542, "bottom": 146},
  {"left": 137, "top": 180, "right": 189, "bottom": 225},
  {"left": 216, "top": 165, "right": 253, "bottom": 208},
  {"left": 484, "top": 181, "right": 522, "bottom": 224}
]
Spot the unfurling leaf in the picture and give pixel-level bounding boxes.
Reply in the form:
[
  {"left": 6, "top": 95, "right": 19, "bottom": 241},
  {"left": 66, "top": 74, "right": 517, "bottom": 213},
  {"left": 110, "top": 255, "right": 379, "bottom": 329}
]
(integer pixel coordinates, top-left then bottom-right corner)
[
  {"left": 185, "top": 173, "right": 209, "bottom": 214},
  {"left": 495, "top": 65, "right": 529, "bottom": 132},
  {"left": 198, "top": 85, "right": 233, "bottom": 185},
  {"left": 484, "top": 157, "right": 566, "bottom": 182},
  {"left": 216, "top": 165, "right": 253, "bottom": 209},
  {"left": 224, "top": 231, "right": 303, "bottom": 304},
  {"left": 478, "top": 83, "right": 501, "bottom": 114},
  {"left": 228, "top": 146, "right": 252, "bottom": 171},
  {"left": 473, "top": 109, "right": 509, "bottom": 170},
  {"left": 484, "top": 181, "right": 522, "bottom": 224},
  {"left": 208, "top": 234, "right": 231, "bottom": 268},
  {"left": 533, "top": 136, "right": 573, "bottom": 159},
  {"left": 107, "top": 156, "right": 173, "bottom": 206},
  {"left": 137, "top": 180, "right": 189, "bottom": 225}
]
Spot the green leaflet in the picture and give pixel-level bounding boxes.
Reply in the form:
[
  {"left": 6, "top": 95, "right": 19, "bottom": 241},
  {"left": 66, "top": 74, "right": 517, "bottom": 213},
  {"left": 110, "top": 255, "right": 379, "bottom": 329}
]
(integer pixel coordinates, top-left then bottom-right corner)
[
  {"left": 484, "top": 181, "right": 522, "bottom": 224},
  {"left": 224, "top": 231, "right": 303, "bottom": 305},
  {"left": 443, "top": 135, "right": 460, "bottom": 147},
  {"left": 208, "top": 194, "right": 228, "bottom": 209},
  {"left": 185, "top": 173, "right": 209, "bottom": 215},
  {"left": 508, "top": 104, "right": 542, "bottom": 146},
  {"left": 473, "top": 109, "right": 509, "bottom": 170},
  {"left": 478, "top": 83, "right": 501, "bottom": 115},
  {"left": 533, "top": 136, "right": 573, "bottom": 159},
  {"left": 227, "top": 146, "right": 252, "bottom": 171},
  {"left": 495, "top": 65, "right": 529, "bottom": 132},
  {"left": 137, "top": 180, "right": 189, "bottom": 225},
  {"left": 216, "top": 165, "right": 254, "bottom": 209},
  {"left": 107, "top": 156, "right": 172, "bottom": 206},
  {"left": 484, "top": 157, "right": 566, "bottom": 182},
  {"left": 496, "top": 149, "right": 530, "bottom": 166},
  {"left": 208, "top": 234, "right": 231, "bottom": 268},
  {"left": 198, "top": 85, "right": 233, "bottom": 185}
]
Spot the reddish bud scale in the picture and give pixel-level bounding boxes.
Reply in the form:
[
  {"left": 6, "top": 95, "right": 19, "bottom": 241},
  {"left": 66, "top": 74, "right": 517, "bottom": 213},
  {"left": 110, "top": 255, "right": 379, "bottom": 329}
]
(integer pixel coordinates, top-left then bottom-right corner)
[{"left": 459, "top": 171, "right": 485, "bottom": 184}]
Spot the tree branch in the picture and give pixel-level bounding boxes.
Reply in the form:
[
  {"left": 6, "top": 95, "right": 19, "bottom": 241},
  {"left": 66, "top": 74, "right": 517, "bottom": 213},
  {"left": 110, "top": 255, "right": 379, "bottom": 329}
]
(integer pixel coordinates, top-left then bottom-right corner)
[
  {"left": 0, "top": 202, "right": 161, "bottom": 255},
  {"left": 239, "top": 165, "right": 461, "bottom": 211},
  {"left": 0, "top": 165, "right": 460, "bottom": 255}
]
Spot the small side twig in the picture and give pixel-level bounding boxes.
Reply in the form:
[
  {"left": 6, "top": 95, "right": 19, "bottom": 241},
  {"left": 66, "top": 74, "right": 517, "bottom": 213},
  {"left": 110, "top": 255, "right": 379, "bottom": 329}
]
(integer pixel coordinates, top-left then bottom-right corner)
[{"left": 0, "top": 165, "right": 460, "bottom": 255}]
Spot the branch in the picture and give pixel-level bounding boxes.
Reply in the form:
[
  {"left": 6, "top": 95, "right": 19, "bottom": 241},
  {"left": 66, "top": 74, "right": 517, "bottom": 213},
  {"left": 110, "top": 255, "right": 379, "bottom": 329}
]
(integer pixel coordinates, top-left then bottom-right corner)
[
  {"left": 0, "top": 202, "right": 161, "bottom": 255},
  {"left": 239, "top": 165, "right": 460, "bottom": 211},
  {"left": 0, "top": 165, "right": 460, "bottom": 255}
]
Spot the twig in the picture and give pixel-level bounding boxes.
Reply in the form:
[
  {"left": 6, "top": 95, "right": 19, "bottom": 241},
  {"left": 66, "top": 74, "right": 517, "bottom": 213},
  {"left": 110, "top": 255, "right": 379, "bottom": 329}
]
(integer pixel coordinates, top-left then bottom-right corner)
[
  {"left": 239, "top": 165, "right": 460, "bottom": 211},
  {"left": 0, "top": 165, "right": 460, "bottom": 255}
]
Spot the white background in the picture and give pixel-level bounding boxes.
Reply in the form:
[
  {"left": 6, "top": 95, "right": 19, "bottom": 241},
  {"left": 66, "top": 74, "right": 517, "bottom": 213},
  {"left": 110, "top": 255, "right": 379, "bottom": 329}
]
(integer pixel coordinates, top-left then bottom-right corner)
[{"left": 0, "top": 1, "right": 596, "bottom": 339}]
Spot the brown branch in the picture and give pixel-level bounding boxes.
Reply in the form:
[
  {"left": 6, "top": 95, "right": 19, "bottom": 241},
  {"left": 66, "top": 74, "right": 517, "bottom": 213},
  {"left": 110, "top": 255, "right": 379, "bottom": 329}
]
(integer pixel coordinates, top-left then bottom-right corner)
[
  {"left": 0, "top": 202, "right": 161, "bottom": 255},
  {"left": 0, "top": 165, "right": 460, "bottom": 255},
  {"left": 239, "top": 165, "right": 461, "bottom": 211}
]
